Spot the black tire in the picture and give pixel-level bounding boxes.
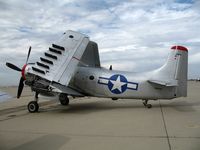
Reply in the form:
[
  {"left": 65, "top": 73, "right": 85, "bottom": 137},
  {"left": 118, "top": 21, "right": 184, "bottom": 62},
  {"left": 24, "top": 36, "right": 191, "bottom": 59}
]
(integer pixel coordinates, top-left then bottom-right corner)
[
  {"left": 28, "top": 101, "right": 39, "bottom": 113},
  {"left": 147, "top": 104, "right": 152, "bottom": 109},
  {"left": 60, "top": 99, "right": 69, "bottom": 105},
  {"left": 59, "top": 94, "right": 69, "bottom": 105}
]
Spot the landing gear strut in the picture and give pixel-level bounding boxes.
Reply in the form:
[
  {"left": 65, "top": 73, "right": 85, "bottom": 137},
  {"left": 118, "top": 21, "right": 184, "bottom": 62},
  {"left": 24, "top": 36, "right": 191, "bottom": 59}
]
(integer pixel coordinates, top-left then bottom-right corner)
[
  {"left": 59, "top": 93, "right": 69, "bottom": 105},
  {"left": 27, "top": 92, "right": 39, "bottom": 113},
  {"left": 143, "top": 100, "right": 152, "bottom": 108}
]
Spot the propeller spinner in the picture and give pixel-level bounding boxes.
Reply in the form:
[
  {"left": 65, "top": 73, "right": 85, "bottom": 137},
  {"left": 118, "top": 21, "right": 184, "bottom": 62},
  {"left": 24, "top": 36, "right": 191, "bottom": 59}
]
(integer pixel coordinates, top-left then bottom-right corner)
[{"left": 6, "top": 46, "right": 31, "bottom": 98}]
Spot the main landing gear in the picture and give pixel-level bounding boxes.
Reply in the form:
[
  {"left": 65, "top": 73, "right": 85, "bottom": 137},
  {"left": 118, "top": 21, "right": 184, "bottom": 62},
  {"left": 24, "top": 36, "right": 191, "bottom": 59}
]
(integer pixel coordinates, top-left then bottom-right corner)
[
  {"left": 59, "top": 93, "right": 69, "bottom": 106},
  {"left": 27, "top": 92, "right": 69, "bottom": 113},
  {"left": 143, "top": 100, "right": 152, "bottom": 108},
  {"left": 27, "top": 92, "right": 39, "bottom": 113}
]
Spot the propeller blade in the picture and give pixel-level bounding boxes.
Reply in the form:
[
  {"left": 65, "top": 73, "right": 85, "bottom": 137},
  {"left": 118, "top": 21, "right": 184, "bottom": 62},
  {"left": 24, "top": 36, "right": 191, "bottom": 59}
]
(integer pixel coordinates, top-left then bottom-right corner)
[
  {"left": 6, "top": 62, "right": 22, "bottom": 72},
  {"left": 109, "top": 65, "right": 112, "bottom": 70},
  {"left": 17, "top": 77, "right": 24, "bottom": 98},
  {"left": 26, "top": 46, "right": 31, "bottom": 64}
]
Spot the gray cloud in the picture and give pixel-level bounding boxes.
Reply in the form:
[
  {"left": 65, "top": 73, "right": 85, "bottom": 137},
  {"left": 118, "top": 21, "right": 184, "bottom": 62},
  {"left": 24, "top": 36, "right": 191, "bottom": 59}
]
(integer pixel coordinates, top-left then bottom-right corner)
[{"left": 0, "top": 0, "right": 200, "bottom": 86}]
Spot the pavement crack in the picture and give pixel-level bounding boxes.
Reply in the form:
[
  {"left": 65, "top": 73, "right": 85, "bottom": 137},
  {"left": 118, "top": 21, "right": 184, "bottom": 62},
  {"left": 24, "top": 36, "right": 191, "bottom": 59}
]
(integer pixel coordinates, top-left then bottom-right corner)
[{"left": 159, "top": 100, "right": 172, "bottom": 150}]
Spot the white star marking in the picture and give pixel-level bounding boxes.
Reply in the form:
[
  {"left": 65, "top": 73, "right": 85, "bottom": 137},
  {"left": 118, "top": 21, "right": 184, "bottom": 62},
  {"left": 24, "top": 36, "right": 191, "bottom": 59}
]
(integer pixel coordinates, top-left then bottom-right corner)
[{"left": 110, "top": 76, "right": 127, "bottom": 92}]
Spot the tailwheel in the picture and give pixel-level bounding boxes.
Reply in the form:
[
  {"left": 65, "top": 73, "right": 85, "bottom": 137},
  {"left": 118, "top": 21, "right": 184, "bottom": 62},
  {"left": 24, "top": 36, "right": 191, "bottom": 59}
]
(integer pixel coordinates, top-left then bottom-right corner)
[
  {"left": 59, "top": 93, "right": 69, "bottom": 106},
  {"left": 28, "top": 101, "right": 39, "bottom": 113},
  {"left": 146, "top": 104, "right": 152, "bottom": 108},
  {"left": 143, "top": 100, "right": 152, "bottom": 109}
]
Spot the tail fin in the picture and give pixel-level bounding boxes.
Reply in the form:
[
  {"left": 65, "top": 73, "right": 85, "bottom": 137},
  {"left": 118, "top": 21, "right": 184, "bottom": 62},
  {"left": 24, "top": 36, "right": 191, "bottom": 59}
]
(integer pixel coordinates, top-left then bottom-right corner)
[{"left": 153, "top": 45, "right": 188, "bottom": 97}]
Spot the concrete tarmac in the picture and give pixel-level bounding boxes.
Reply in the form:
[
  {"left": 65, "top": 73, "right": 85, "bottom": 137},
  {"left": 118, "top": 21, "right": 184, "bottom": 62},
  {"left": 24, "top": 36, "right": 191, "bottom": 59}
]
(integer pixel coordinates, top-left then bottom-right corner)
[{"left": 0, "top": 81, "right": 200, "bottom": 150}]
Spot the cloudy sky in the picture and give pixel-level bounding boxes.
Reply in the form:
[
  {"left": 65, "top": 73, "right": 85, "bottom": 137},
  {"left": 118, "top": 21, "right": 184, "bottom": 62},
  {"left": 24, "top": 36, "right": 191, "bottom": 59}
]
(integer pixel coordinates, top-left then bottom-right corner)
[{"left": 0, "top": 0, "right": 200, "bottom": 86}]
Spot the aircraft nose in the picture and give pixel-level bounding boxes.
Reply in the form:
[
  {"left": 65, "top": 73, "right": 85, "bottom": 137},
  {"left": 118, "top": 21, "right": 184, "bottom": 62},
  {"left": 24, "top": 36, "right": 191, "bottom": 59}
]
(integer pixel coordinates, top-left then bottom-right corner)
[{"left": 21, "top": 64, "right": 27, "bottom": 80}]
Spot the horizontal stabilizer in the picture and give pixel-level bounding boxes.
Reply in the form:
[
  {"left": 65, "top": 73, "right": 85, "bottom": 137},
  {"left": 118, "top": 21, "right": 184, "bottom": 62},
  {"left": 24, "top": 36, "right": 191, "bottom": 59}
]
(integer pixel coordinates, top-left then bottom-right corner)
[{"left": 148, "top": 79, "right": 178, "bottom": 88}]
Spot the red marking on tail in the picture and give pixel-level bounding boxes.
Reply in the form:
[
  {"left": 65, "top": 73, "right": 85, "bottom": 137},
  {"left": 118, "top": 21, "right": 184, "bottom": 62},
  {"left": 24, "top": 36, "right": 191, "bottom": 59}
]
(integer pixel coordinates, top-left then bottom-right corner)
[{"left": 171, "top": 46, "right": 188, "bottom": 52}]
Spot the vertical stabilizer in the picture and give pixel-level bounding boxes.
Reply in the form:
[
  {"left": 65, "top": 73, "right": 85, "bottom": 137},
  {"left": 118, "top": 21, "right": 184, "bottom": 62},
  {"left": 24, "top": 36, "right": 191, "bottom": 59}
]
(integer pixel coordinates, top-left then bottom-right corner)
[{"left": 155, "top": 46, "right": 188, "bottom": 97}]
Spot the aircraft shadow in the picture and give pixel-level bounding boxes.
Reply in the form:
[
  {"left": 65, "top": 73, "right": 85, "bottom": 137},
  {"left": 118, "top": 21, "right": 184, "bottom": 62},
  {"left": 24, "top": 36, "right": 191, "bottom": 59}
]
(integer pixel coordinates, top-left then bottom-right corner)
[
  {"left": 41, "top": 101, "right": 155, "bottom": 114},
  {"left": 41, "top": 99, "right": 200, "bottom": 114}
]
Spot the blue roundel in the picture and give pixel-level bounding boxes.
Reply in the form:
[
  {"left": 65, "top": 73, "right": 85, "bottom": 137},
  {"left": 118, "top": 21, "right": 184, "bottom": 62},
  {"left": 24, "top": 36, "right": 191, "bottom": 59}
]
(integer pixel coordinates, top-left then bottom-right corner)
[{"left": 108, "top": 74, "right": 128, "bottom": 94}]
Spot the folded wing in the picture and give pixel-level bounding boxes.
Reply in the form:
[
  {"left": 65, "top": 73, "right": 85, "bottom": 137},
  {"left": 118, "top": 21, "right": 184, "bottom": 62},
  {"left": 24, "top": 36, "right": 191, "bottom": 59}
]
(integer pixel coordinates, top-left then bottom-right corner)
[
  {"left": 29, "top": 30, "right": 89, "bottom": 86},
  {"left": 27, "top": 30, "right": 94, "bottom": 96}
]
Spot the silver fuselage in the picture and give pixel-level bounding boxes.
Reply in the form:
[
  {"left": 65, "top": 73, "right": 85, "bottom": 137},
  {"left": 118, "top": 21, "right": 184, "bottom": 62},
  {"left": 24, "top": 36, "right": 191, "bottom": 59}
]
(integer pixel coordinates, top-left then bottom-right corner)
[{"left": 72, "top": 67, "right": 176, "bottom": 100}]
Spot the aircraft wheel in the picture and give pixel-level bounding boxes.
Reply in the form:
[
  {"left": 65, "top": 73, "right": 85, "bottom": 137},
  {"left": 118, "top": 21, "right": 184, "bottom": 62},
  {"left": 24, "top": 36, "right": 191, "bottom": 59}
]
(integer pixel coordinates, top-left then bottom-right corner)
[
  {"left": 59, "top": 94, "right": 69, "bottom": 105},
  {"left": 28, "top": 101, "right": 39, "bottom": 113},
  {"left": 60, "top": 98, "right": 69, "bottom": 105},
  {"left": 143, "top": 100, "right": 152, "bottom": 109},
  {"left": 147, "top": 104, "right": 152, "bottom": 109}
]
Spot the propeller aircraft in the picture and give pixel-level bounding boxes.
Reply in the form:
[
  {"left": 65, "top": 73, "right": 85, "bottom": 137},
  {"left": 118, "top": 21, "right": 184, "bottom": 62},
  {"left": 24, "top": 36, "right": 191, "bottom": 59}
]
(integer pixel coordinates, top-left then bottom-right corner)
[{"left": 6, "top": 30, "right": 188, "bottom": 112}]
